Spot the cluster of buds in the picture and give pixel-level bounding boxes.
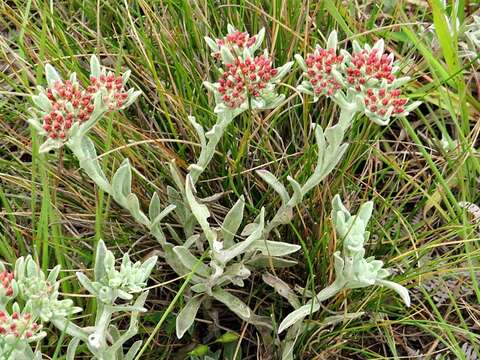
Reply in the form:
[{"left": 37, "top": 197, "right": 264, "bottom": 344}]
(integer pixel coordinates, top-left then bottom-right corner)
[
  {"left": 296, "top": 31, "right": 421, "bottom": 126},
  {"left": 212, "top": 30, "right": 257, "bottom": 60},
  {"left": 303, "top": 45, "right": 344, "bottom": 98},
  {"left": 101, "top": 246, "right": 157, "bottom": 301},
  {"left": 278, "top": 195, "right": 410, "bottom": 334},
  {"left": 329, "top": 194, "right": 410, "bottom": 303},
  {"left": 0, "top": 310, "right": 41, "bottom": 340},
  {"left": 42, "top": 79, "right": 94, "bottom": 139},
  {"left": 29, "top": 55, "right": 141, "bottom": 153},
  {"left": 76, "top": 241, "right": 157, "bottom": 305},
  {"left": 344, "top": 47, "right": 395, "bottom": 91},
  {"left": 363, "top": 88, "right": 409, "bottom": 119},
  {"left": 204, "top": 25, "right": 293, "bottom": 114},
  {"left": 87, "top": 72, "right": 130, "bottom": 111},
  {"left": 0, "top": 271, "right": 14, "bottom": 298},
  {"left": 15, "top": 256, "right": 81, "bottom": 322},
  {"left": 205, "top": 24, "right": 264, "bottom": 62},
  {"left": 217, "top": 55, "right": 279, "bottom": 109}
]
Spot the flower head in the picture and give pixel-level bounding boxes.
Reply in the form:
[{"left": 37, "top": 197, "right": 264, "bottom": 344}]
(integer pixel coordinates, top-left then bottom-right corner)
[
  {"left": 296, "top": 31, "right": 421, "bottom": 126},
  {"left": 204, "top": 25, "right": 292, "bottom": 115},
  {"left": 341, "top": 39, "right": 421, "bottom": 125},
  {"left": 216, "top": 54, "right": 280, "bottom": 109},
  {"left": 29, "top": 55, "right": 141, "bottom": 153},
  {"left": 205, "top": 51, "right": 292, "bottom": 114},
  {"left": 344, "top": 43, "right": 396, "bottom": 91},
  {"left": 40, "top": 78, "right": 94, "bottom": 140},
  {"left": 297, "top": 46, "right": 344, "bottom": 101},
  {"left": 14, "top": 256, "right": 81, "bottom": 322},
  {"left": 205, "top": 24, "right": 265, "bottom": 62},
  {"left": 296, "top": 31, "right": 344, "bottom": 102},
  {"left": 0, "top": 309, "right": 43, "bottom": 341},
  {"left": 212, "top": 31, "right": 257, "bottom": 60}
]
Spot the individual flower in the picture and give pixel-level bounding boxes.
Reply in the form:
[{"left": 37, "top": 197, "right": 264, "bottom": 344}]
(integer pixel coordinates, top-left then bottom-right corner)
[
  {"left": 204, "top": 50, "right": 293, "bottom": 114},
  {"left": 204, "top": 24, "right": 265, "bottom": 62}
]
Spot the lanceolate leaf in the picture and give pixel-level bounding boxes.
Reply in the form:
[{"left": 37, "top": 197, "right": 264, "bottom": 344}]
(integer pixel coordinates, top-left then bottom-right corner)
[
  {"left": 212, "top": 288, "right": 251, "bottom": 320},
  {"left": 112, "top": 159, "right": 132, "bottom": 202},
  {"left": 249, "top": 240, "right": 301, "bottom": 257},
  {"left": 278, "top": 302, "right": 320, "bottom": 334},
  {"left": 185, "top": 175, "right": 216, "bottom": 247},
  {"left": 94, "top": 240, "right": 108, "bottom": 281},
  {"left": 149, "top": 192, "right": 161, "bottom": 220},
  {"left": 221, "top": 196, "right": 245, "bottom": 249},
  {"left": 172, "top": 246, "right": 210, "bottom": 277},
  {"left": 376, "top": 279, "right": 411, "bottom": 307},
  {"left": 257, "top": 170, "right": 289, "bottom": 205},
  {"left": 215, "top": 208, "right": 265, "bottom": 263},
  {"left": 176, "top": 295, "right": 203, "bottom": 339}
]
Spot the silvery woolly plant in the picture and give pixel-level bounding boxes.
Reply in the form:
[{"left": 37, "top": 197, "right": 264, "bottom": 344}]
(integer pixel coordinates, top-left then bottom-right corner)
[
  {"left": 197, "top": 25, "right": 293, "bottom": 184},
  {"left": 0, "top": 241, "right": 155, "bottom": 359},
  {"left": 25, "top": 26, "right": 421, "bottom": 358},
  {"left": 27, "top": 26, "right": 300, "bottom": 341},
  {"left": 167, "top": 25, "right": 302, "bottom": 338},
  {"left": 276, "top": 195, "right": 410, "bottom": 336}
]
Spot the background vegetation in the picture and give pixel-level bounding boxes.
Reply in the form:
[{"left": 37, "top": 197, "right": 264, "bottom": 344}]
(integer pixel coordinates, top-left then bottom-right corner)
[{"left": 0, "top": 0, "right": 479, "bottom": 358}]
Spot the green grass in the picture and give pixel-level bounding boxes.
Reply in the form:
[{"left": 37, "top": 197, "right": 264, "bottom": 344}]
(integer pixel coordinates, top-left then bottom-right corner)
[{"left": 0, "top": 0, "right": 479, "bottom": 358}]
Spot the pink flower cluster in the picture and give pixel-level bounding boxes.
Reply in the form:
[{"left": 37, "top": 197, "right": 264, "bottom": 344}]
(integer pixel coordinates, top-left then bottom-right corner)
[
  {"left": 345, "top": 48, "right": 395, "bottom": 91},
  {"left": 41, "top": 73, "right": 128, "bottom": 140},
  {"left": 305, "top": 47, "right": 344, "bottom": 97},
  {"left": 0, "top": 270, "right": 14, "bottom": 297},
  {"left": 0, "top": 311, "right": 41, "bottom": 339},
  {"left": 213, "top": 31, "right": 257, "bottom": 60},
  {"left": 43, "top": 80, "right": 94, "bottom": 139},
  {"left": 299, "top": 38, "right": 415, "bottom": 123},
  {"left": 364, "top": 88, "right": 408, "bottom": 116},
  {"left": 87, "top": 73, "right": 129, "bottom": 111},
  {"left": 217, "top": 55, "right": 278, "bottom": 109}
]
